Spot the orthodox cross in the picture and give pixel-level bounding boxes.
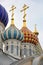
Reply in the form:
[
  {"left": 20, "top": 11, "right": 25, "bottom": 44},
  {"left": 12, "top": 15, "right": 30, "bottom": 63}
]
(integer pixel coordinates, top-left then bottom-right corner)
[
  {"left": 9, "top": 5, "right": 16, "bottom": 25},
  {"left": 20, "top": 4, "right": 29, "bottom": 20}
]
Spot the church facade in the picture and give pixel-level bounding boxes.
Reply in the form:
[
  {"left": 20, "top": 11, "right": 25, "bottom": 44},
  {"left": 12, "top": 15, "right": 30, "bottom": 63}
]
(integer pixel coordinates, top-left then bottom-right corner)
[{"left": 0, "top": 4, "right": 43, "bottom": 65}]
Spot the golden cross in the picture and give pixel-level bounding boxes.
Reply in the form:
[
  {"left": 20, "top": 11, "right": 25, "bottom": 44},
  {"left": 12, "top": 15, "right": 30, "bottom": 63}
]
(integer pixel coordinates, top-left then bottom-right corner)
[
  {"left": 9, "top": 5, "right": 16, "bottom": 25},
  {"left": 20, "top": 4, "right": 29, "bottom": 20}
]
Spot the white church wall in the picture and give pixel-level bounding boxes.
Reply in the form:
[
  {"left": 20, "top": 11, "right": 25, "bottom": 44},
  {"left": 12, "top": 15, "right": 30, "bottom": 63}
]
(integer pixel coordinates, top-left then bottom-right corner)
[
  {"left": 0, "top": 32, "right": 3, "bottom": 50},
  {"left": 35, "top": 43, "right": 42, "bottom": 55},
  {"left": 21, "top": 42, "right": 36, "bottom": 58},
  {"left": 0, "top": 23, "right": 5, "bottom": 50},
  {"left": 3, "top": 39, "right": 21, "bottom": 59}
]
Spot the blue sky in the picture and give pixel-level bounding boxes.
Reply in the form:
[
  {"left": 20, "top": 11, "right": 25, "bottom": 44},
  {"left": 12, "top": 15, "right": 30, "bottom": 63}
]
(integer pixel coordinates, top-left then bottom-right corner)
[{"left": 0, "top": 0, "right": 43, "bottom": 49}]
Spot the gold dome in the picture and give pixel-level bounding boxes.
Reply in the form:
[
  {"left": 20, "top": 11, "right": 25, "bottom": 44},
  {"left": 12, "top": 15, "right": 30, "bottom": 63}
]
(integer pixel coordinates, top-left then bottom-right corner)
[
  {"left": 20, "top": 27, "right": 39, "bottom": 45},
  {"left": 20, "top": 4, "right": 39, "bottom": 45}
]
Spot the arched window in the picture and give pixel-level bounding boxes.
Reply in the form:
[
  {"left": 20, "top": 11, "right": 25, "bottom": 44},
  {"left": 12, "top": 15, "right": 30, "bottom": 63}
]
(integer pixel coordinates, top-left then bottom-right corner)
[
  {"left": 29, "top": 45, "right": 32, "bottom": 56},
  {"left": 24, "top": 45, "right": 27, "bottom": 57},
  {"left": 16, "top": 45, "right": 19, "bottom": 55},
  {"left": 6, "top": 43, "right": 8, "bottom": 51},
  {"left": 16, "top": 42, "right": 19, "bottom": 56},
  {"left": 11, "top": 44, "right": 14, "bottom": 53}
]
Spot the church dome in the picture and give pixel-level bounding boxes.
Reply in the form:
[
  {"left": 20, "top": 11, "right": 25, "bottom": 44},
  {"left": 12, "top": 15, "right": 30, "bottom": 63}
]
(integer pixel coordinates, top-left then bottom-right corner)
[
  {"left": 21, "top": 27, "right": 38, "bottom": 45},
  {"left": 2, "top": 25, "right": 24, "bottom": 41},
  {"left": 1, "top": 5, "right": 24, "bottom": 41},
  {"left": 0, "top": 5, "right": 8, "bottom": 27},
  {"left": 20, "top": 4, "right": 39, "bottom": 45}
]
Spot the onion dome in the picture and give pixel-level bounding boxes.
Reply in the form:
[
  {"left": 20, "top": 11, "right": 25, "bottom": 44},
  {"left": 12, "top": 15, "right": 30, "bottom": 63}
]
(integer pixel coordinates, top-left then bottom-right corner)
[
  {"left": 2, "top": 25, "right": 24, "bottom": 41},
  {"left": 20, "top": 4, "right": 38, "bottom": 45},
  {"left": 21, "top": 27, "right": 38, "bottom": 45},
  {"left": 2, "top": 5, "right": 24, "bottom": 41},
  {"left": 0, "top": 4, "right": 8, "bottom": 27}
]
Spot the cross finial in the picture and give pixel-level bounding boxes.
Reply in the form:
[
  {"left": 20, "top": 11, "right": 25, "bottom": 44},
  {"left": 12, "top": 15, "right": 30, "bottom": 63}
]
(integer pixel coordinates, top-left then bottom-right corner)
[
  {"left": 34, "top": 24, "right": 39, "bottom": 36},
  {"left": 20, "top": 4, "right": 29, "bottom": 27},
  {"left": 35, "top": 24, "right": 37, "bottom": 32},
  {"left": 9, "top": 5, "right": 16, "bottom": 25},
  {"left": 20, "top": 4, "right": 29, "bottom": 20}
]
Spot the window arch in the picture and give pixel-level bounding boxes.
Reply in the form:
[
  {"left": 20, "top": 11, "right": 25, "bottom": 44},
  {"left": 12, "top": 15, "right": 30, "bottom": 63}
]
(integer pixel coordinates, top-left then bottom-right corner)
[
  {"left": 24, "top": 45, "right": 27, "bottom": 57},
  {"left": 29, "top": 45, "right": 32, "bottom": 56},
  {"left": 16, "top": 42, "right": 19, "bottom": 56},
  {"left": 6, "top": 43, "right": 8, "bottom": 51},
  {"left": 11, "top": 42, "right": 14, "bottom": 53}
]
